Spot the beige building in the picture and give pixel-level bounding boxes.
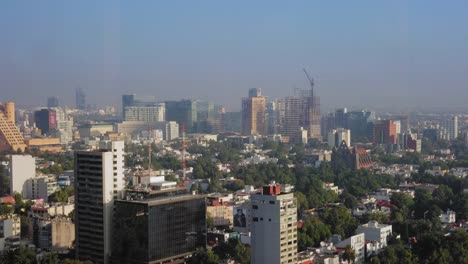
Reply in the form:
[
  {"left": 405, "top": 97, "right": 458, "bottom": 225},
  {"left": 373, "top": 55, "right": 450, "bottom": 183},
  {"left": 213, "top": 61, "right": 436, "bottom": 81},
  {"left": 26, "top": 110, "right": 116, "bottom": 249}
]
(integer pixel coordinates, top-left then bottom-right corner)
[
  {"left": 0, "top": 102, "right": 26, "bottom": 152},
  {"left": 251, "top": 183, "right": 297, "bottom": 264},
  {"left": 37, "top": 217, "right": 75, "bottom": 250},
  {"left": 207, "top": 205, "right": 233, "bottom": 227},
  {"left": 242, "top": 88, "right": 266, "bottom": 136}
]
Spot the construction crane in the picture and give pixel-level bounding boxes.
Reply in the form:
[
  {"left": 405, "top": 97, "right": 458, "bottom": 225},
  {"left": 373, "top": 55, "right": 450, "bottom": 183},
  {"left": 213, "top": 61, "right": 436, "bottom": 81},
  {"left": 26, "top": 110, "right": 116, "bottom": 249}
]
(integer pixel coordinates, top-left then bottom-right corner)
[{"left": 302, "top": 68, "right": 314, "bottom": 96}]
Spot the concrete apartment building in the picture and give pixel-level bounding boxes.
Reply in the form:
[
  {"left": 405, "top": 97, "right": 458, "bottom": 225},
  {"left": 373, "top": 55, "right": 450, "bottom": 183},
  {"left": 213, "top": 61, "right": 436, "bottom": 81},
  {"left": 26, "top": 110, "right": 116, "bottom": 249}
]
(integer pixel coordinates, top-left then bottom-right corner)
[
  {"left": 36, "top": 217, "right": 75, "bottom": 251},
  {"left": 74, "top": 141, "right": 125, "bottom": 264},
  {"left": 251, "top": 183, "right": 297, "bottom": 264},
  {"left": 356, "top": 221, "right": 392, "bottom": 248}
]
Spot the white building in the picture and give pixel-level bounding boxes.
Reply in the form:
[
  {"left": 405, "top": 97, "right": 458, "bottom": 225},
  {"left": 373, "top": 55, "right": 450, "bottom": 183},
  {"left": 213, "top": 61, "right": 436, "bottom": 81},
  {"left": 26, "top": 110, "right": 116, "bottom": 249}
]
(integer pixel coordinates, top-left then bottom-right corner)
[
  {"left": 327, "top": 128, "right": 351, "bottom": 149},
  {"left": 0, "top": 214, "right": 21, "bottom": 252},
  {"left": 124, "top": 104, "right": 165, "bottom": 123},
  {"left": 75, "top": 141, "right": 125, "bottom": 264},
  {"left": 442, "top": 116, "right": 458, "bottom": 141},
  {"left": 440, "top": 209, "right": 456, "bottom": 224},
  {"left": 56, "top": 120, "right": 73, "bottom": 144},
  {"left": 9, "top": 155, "right": 36, "bottom": 197},
  {"left": 25, "top": 174, "right": 58, "bottom": 202},
  {"left": 356, "top": 221, "right": 392, "bottom": 248},
  {"left": 335, "top": 233, "right": 365, "bottom": 264},
  {"left": 251, "top": 183, "right": 297, "bottom": 264}
]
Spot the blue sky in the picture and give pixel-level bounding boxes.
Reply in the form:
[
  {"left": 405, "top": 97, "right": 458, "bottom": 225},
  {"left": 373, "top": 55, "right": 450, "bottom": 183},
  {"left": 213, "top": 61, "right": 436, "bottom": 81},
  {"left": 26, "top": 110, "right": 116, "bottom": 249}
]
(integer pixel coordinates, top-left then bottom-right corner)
[{"left": 1, "top": 1, "right": 467, "bottom": 111}]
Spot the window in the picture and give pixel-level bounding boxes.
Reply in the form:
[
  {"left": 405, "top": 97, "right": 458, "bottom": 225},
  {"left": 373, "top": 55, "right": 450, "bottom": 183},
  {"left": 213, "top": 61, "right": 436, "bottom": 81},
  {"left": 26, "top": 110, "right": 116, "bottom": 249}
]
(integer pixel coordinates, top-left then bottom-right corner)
[
  {"left": 269, "top": 201, "right": 275, "bottom": 204},
  {"left": 252, "top": 205, "right": 258, "bottom": 209}
]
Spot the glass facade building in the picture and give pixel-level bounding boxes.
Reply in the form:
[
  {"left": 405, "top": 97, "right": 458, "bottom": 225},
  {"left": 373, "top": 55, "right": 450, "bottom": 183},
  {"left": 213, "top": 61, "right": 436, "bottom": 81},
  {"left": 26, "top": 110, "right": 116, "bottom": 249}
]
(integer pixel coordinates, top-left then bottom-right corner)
[{"left": 112, "top": 193, "right": 206, "bottom": 264}]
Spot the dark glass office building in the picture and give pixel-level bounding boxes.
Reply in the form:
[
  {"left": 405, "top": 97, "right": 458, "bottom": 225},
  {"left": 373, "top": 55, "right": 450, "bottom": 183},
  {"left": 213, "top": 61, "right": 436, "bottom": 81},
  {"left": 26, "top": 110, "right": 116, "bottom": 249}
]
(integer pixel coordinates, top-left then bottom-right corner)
[{"left": 111, "top": 192, "right": 206, "bottom": 264}]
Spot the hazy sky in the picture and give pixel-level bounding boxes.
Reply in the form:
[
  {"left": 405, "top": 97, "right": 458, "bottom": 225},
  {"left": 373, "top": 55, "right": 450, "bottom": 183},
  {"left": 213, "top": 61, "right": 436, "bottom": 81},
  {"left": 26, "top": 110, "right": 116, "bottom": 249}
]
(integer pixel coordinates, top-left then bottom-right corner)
[{"left": 1, "top": 1, "right": 467, "bottom": 111}]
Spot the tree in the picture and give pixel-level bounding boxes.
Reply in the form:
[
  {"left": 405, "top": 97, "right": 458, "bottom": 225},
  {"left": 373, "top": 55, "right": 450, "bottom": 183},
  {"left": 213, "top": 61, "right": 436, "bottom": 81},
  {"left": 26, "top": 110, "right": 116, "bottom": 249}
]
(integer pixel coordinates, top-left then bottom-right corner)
[
  {"left": 390, "top": 192, "right": 414, "bottom": 220},
  {"left": 48, "top": 189, "right": 69, "bottom": 203},
  {"left": 0, "top": 204, "right": 13, "bottom": 215},
  {"left": 0, "top": 246, "right": 36, "bottom": 264},
  {"left": 298, "top": 217, "right": 331, "bottom": 251},
  {"left": 190, "top": 247, "right": 220, "bottom": 264},
  {"left": 342, "top": 245, "right": 356, "bottom": 264},
  {"left": 213, "top": 238, "right": 251, "bottom": 264},
  {"left": 320, "top": 206, "right": 359, "bottom": 238}
]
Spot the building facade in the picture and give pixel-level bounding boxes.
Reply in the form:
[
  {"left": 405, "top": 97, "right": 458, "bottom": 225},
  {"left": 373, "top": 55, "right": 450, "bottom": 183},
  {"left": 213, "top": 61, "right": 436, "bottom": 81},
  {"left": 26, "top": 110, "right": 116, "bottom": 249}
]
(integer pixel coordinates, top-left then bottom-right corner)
[
  {"left": 112, "top": 191, "right": 206, "bottom": 264},
  {"left": 0, "top": 214, "right": 21, "bottom": 252},
  {"left": 328, "top": 128, "right": 351, "bottom": 149},
  {"left": 124, "top": 105, "right": 165, "bottom": 123},
  {"left": 9, "top": 155, "right": 36, "bottom": 197},
  {"left": 242, "top": 88, "right": 266, "bottom": 136},
  {"left": 0, "top": 102, "right": 26, "bottom": 152},
  {"left": 251, "top": 183, "right": 297, "bottom": 264},
  {"left": 75, "top": 141, "right": 125, "bottom": 264},
  {"left": 165, "top": 100, "right": 197, "bottom": 133}
]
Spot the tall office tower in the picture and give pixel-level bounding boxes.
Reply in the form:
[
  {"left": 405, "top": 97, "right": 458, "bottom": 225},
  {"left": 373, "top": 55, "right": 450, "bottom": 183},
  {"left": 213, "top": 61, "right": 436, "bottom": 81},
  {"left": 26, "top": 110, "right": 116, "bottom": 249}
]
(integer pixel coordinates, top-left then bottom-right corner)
[
  {"left": 276, "top": 97, "right": 303, "bottom": 142},
  {"left": 445, "top": 116, "right": 459, "bottom": 141},
  {"left": 47, "top": 96, "right": 59, "bottom": 108},
  {"left": 75, "top": 88, "right": 86, "bottom": 110},
  {"left": 122, "top": 94, "right": 160, "bottom": 119},
  {"left": 335, "top": 108, "right": 347, "bottom": 128},
  {"left": 399, "top": 115, "right": 410, "bottom": 133},
  {"left": 122, "top": 94, "right": 135, "bottom": 118},
  {"left": 196, "top": 101, "right": 222, "bottom": 133},
  {"left": 266, "top": 101, "right": 279, "bottom": 135},
  {"left": 251, "top": 183, "right": 297, "bottom": 264},
  {"left": 112, "top": 189, "right": 206, "bottom": 263},
  {"left": 124, "top": 104, "right": 165, "bottom": 123},
  {"left": 373, "top": 120, "right": 397, "bottom": 145},
  {"left": 9, "top": 155, "right": 36, "bottom": 197},
  {"left": 299, "top": 90, "right": 321, "bottom": 140},
  {"left": 241, "top": 88, "right": 266, "bottom": 136},
  {"left": 0, "top": 102, "right": 26, "bottom": 152},
  {"left": 165, "top": 100, "right": 197, "bottom": 133},
  {"left": 328, "top": 128, "right": 351, "bottom": 149},
  {"left": 222, "top": 112, "right": 241, "bottom": 133},
  {"left": 346, "top": 110, "right": 375, "bottom": 140},
  {"left": 74, "top": 141, "right": 125, "bottom": 264},
  {"left": 34, "top": 109, "right": 57, "bottom": 135},
  {"left": 321, "top": 113, "right": 336, "bottom": 140}
]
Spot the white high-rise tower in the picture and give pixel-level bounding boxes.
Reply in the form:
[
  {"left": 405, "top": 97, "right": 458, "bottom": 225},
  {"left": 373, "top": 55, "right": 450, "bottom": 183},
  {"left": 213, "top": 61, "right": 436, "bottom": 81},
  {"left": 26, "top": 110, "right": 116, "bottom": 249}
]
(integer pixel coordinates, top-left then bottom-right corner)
[{"left": 74, "top": 141, "right": 125, "bottom": 264}]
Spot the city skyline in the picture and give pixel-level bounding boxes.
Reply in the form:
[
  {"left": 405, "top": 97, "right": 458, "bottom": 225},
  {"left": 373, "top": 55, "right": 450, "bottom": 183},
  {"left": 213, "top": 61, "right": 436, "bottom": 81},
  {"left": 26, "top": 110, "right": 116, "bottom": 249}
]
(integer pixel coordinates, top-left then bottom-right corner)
[{"left": 1, "top": 1, "right": 468, "bottom": 112}]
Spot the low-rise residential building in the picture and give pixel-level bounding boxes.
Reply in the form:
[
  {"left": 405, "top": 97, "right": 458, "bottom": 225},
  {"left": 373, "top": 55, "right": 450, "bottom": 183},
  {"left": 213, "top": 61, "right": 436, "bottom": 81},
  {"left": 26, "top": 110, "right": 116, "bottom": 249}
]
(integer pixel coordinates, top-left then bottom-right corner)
[
  {"left": 440, "top": 209, "right": 456, "bottom": 224},
  {"left": 36, "top": 217, "right": 75, "bottom": 251},
  {"left": 356, "top": 221, "right": 392, "bottom": 248},
  {"left": 0, "top": 214, "right": 21, "bottom": 252},
  {"left": 335, "top": 233, "right": 366, "bottom": 264}
]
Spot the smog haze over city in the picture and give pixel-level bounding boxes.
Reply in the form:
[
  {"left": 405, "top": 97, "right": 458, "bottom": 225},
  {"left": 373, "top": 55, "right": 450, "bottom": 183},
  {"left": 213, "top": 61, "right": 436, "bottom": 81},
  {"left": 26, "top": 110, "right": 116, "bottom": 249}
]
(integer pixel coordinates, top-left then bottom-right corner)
[{"left": 1, "top": 1, "right": 468, "bottom": 112}]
